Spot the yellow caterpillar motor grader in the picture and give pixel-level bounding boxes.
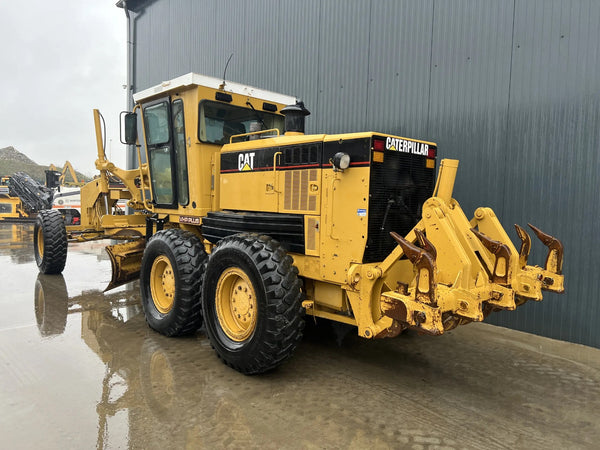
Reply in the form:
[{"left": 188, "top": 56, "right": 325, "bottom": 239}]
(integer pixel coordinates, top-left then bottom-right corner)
[{"left": 33, "top": 73, "right": 564, "bottom": 374}]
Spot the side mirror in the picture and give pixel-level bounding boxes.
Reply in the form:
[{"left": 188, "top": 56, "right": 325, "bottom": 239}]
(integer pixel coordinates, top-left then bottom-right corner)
[{"left": 120, "top": 111, "right": 138, "bottom": 145}]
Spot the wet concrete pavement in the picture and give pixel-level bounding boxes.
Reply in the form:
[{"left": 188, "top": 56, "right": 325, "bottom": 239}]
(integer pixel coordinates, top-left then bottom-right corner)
[{"left": 1, "top": 222, "right": 599, "bottom": 449}]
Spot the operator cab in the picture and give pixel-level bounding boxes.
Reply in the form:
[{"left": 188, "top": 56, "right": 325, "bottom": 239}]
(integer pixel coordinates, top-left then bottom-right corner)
[{"left": 122, "top": 73, "right": 296, "bottom": 215}]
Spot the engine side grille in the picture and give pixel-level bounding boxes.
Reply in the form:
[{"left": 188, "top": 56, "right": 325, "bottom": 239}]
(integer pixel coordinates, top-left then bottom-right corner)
[
  {"left": 283, "top": 169, "right": 318, "bottom": 212},
  {"left": 305, "top": 216, "right": 318, "bottom": 253}
]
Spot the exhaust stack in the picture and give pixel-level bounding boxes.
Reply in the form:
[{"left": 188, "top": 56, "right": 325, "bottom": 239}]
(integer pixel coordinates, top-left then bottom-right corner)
[{"left": 281, "top": 101, "right": 310, "bottom": 135}]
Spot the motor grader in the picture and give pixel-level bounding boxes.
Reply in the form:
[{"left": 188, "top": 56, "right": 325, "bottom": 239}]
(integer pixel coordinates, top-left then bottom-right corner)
[{"left": 33, "top": 73, "right": 564, "bottom": 374}]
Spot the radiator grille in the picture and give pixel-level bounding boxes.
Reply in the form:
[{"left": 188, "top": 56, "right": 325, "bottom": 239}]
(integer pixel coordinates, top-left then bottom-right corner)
[{"left": 364, "top": 152, "right": 435, "bottom": 263}]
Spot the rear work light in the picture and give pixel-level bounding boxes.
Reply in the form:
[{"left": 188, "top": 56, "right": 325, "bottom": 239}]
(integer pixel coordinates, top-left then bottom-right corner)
[
  {"left": 426, "top": 146, "right": 437, "bottom": 169},
  {"left": 372, "top": 138, "right": 386, "bottom": 163},
  {"left": 373, "top": 138, "right": 385, "bottom": 151},
  {"left": 215, "top": 91, "right": 233, "bottom": 102}
]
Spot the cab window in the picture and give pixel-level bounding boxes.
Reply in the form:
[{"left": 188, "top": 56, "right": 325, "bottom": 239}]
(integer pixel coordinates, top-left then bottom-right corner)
[
  {"left": 144, "top": 102, "right": 170, "bottom": 145},
  {"left": 198, "top": 101, "right": 285, "bottom": 144},
  {"left": 148, "top": 146, "right": 174, "bottom": 205},
  {"left": 172, "top": 99, "right": 189, "bottom": 206},
  {"left": 144, "top": 101, "right": 175, "bottom": 206}
]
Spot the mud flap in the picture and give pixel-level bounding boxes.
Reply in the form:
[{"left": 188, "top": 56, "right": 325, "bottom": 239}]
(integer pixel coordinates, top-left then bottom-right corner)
[{"left": 105, "top": 239, "right": 145, "bottom": 291}]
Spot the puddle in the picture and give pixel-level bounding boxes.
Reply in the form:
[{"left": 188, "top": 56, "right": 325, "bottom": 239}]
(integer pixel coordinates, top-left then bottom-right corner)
[{"left": 0, "top": 222, "right": 599, "bottom": 449}]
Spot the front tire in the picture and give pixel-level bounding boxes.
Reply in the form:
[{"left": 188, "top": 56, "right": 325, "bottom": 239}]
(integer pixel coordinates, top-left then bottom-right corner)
[
  {"left": 34, "top": 209, "right": 68, "bottom": 274},
  {"left": 202, "top": 233, "right": 304, "bottom": 374},
  {"left": 140, "top": 229, "right": 207, "bottom": 336},
  {"left": 34, "top": 274, "right": 68, "bottom": 337}
]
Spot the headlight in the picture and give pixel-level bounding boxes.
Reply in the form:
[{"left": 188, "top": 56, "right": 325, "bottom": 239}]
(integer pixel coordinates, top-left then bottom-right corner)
[{"left": 332, "top": 152, "right": 350, "bottom": 171}]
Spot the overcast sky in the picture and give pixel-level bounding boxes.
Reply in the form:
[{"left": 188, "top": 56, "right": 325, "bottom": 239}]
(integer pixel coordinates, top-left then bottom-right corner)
[{"left": 0, "top": 1, "right": 127, "bottom": 176}]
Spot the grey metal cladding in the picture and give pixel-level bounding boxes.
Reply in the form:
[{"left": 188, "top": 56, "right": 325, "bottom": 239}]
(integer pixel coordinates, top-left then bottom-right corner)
[
  {"left": 272, "top": 0, "right": 322, "bottom": 109},
  {"left": 429, "top": 0, "right": 515, "bottom": 216},
  {"left": 366, "top": 1, "right": 434, "bottom": 140},
  {"left": 313, "top": 0, "right": 370, "bottom": 133},
  {"left": 128, "top": 0, "right": 600, "bottom": 348},
  {"left": 488, "top": 0, "right": 600, "bottom": 345}
]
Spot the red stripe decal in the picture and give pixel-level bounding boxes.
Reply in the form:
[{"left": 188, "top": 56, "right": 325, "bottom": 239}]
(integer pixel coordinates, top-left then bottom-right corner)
[{"left": 221, "top": 162, "right": 369, "bottom": 173}]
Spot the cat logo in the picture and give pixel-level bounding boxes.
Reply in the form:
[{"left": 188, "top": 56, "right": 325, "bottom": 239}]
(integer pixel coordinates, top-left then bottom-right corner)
[
  {"left": 385, "top": 137, "right": 429, "bottom": 156},
  {"left": 238, "top": 152, "right": 255, "bottom": 171}
]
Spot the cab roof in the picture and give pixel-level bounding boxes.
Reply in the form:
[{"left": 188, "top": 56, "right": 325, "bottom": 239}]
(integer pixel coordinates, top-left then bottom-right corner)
[{"left": 133, "top": 72, "right": 298, "bottom": 106}]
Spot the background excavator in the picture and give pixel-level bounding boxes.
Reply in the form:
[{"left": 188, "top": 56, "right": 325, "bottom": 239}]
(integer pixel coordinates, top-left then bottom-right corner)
[{"left": 48, "top": 161, "right": 85, "bottom": 187}]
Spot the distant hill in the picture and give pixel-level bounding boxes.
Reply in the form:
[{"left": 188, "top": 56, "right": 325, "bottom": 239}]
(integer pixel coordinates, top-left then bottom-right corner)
[{"left": 0, "top": 146, "right": 90, "bottom": 185}]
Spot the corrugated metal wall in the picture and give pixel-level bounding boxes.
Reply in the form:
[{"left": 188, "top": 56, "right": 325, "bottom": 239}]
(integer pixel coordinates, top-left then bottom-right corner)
[{"left": 127, "top": 0, "right": 600, "bottom": 348}]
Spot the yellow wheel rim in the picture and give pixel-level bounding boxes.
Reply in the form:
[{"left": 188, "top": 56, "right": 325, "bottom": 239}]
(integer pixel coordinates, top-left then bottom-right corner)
[
  {"left": 150, "top": 255, "right": 176, "bottom": 314},
  {"left": 36, "top": 227, "right": 44, "bottom": 259},
  {"left": 35, "top": 282, "right": 45, "bottom": 319},
  {"left": 149, "top": 350, "right": 174, "bottom": 408},
  {"left": 215, "top": 267, "right": 257, "bottom": 342}
]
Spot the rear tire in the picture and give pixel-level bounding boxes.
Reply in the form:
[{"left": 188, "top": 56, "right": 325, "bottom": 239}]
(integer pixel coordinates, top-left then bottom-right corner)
[
  {"left": 140, "top": 229, "right": 207, "bottom": 336},
  {"left": 202, "top": 233, "right": 304, "bottom": 374},
  {"left": 34, "top": 209, "right": 67, "bottom": 274}
]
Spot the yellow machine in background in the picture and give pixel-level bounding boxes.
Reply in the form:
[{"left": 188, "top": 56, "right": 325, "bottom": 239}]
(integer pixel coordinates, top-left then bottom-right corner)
[
  {"left": 33, "top": 73, "right": 564, "bottom": 374},
  {"left": 1, "top": 173, "right": 53, "bottom": 222},
  {"left": 0, "top": 196, "right": 24, "bottom": 221},
  {"left": 0, "top": 176, "right": 25, "bottom": 221},
  {"left": 49, "top": 161, "right": 85, "bottom": 187}
]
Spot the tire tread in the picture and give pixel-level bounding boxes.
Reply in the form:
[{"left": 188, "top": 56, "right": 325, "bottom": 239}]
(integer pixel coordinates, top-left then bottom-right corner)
[
  {"left": 203, "top": 233, "right": 304, "bottom": 374},
  {"left": 35, "top": 210, "right": 68, "bottom": 274},
  {"left": 141, "top": 229, "right": 207, "bottom": 336}
]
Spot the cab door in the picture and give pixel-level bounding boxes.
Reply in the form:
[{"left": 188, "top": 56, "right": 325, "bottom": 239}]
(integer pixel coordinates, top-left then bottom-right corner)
[{"left": 142, "top": 97, "right": 189, "bottom": 208}]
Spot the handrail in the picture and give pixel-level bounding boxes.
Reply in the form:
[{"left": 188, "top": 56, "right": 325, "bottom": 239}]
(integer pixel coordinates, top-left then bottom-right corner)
[{"left": 229, "top": 128, "right": 280, "bottom": 143}]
